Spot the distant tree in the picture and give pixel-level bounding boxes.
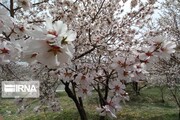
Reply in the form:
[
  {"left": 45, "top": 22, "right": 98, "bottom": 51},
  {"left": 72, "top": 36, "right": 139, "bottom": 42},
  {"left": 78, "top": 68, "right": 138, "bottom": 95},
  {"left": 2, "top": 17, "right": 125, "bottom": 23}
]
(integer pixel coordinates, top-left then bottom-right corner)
[{"left": 148, "top": 0, "right": 180, "bottom": 118}]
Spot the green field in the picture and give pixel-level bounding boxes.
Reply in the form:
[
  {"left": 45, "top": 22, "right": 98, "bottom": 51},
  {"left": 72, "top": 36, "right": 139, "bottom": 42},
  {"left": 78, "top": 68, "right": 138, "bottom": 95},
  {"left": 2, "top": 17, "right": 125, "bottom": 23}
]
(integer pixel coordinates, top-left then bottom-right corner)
[{"left": 0, "top": 87, "right": 179, "bottom": 120}]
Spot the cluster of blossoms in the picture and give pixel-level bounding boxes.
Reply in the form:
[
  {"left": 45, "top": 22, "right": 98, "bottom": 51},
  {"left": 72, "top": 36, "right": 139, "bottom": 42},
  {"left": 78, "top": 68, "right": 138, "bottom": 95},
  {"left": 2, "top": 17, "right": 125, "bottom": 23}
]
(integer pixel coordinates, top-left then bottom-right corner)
[
  {"left": 94, "top": 36, "right": 177, "bottom": 117},
  {"left": 96, "top": 80, "right": 127, "bottom": 119},
  {"left": 21, "top": 19, "right": 76, "bottom": 68},
  {"left": 111, "top": 36, "right": 177, "bottom": 83},
  {"left": 50, "top": 67, "right": 94, "bottom": 98},
  {"left": 0, "top": 7, "right": 76, "bottom": 68},
  {"left": 0, "top": 3, "right": 76, "bottom": 113}
]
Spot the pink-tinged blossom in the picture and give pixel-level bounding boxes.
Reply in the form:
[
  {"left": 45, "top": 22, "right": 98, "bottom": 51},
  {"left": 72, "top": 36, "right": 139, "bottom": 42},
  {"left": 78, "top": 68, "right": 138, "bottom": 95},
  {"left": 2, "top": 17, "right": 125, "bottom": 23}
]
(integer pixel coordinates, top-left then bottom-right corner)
[
  {"left": 76, "top": 85, "right": 93, "bottom": 98},
  {"left": 96, "top": 105, "right": 117, "bottom": 119},
  {"left": 22, "top": 39, "right": 73, "bottom": 68},
  {"left": 107, "top": 97, "right": 122, "bottom": 111},
  {"left": 74, "top": 73, "right": 91, "bottom": 85},
  {"left": 0, "top": 42, "right": 10, "bottom": 64},
  {"left": 138, "top": 46, "right": 156, "bottom": 60},
  {"left": 44, "top": 19, "right": 77, "bottom": 46},
  {"left": 45, "top": 19, "right": 67, "bottom": 38},
  {"left": 21, "top": 20, "right": 76, "bottom": 68},
  {"left": 109, "top": 81, "right": 125, "bottom": 95},
  {"left": 148, "top": 36, "right": 164, "bottom": 46},
  {"left": 133, "top": 63, "right": 146, "bottom": 73},
  {"left": 0, "top": 41, "right": 21, "bottom": 64},
  {"left": 117, "top": 69, "right": 134, "bottom": 81},
  {"left": 11, "top": 24, "right": 27, "bottom": 38},
  {"left": 111, "top": 56, "right": 134, "bottom": 71},
  {"left": 61, "top": 69, "right": 74, "bottom": 82},
  {"left": 146, "top": 36, "right": 176, "bottom": 59},
  {"left": 29, "top": 19, "right": 76, "bottom": 45},
  {"left": 158, "top": 40, "right": 176, "bottom": 57},
  {"left": 131, "top": 62, "right": 147, "bottom": 81}
]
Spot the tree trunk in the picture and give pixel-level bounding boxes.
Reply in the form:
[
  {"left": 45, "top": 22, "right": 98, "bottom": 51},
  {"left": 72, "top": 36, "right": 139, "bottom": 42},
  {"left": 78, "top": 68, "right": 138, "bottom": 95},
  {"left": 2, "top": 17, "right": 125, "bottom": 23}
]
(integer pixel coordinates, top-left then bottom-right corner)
[
  {"left": 133, "top": 82, "right": 140, "bottom": 95},
  {"left": 10, "top": 0, "right": 14, "bottom": 17},
  {"left": 179, "top": 108, "right": 180, "bottom": 120},
  {"left": 64, "top": 82, "right": 88, "bottom": 120},
  {"left": 99, "top": 116, "right": 105, "bottom": 120},
  {"left": 160, "top": 87, "right": 165, "bottom": 103},
  {"left": 75, "top": 101, "right": 87, "bottom": 120}
]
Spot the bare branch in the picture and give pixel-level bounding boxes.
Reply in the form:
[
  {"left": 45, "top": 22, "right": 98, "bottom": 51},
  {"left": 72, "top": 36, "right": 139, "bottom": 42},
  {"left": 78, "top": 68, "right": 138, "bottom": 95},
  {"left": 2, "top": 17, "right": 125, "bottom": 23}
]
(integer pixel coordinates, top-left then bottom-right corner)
[{"left": 0, "top": 2, "right": 10, "bottom": 11}]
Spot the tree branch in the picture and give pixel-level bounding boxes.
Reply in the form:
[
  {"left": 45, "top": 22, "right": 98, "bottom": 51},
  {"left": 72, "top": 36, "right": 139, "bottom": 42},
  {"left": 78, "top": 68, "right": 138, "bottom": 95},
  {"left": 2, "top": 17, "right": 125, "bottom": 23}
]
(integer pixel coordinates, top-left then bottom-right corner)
[
  {"left": 0, "top": 2, "right": 10, "bottom": 11},
  {"left": 14, "top": 0, "right": 49, "bottom": 12},
  {"left": 91, "top": 0, "right": 105, "bottom": 23},
  {"left": 73, "top": 44, "right": 99, "bottom": 60},
  {"left": 10, "top": 0, "right": 14, "bottom": 17}
]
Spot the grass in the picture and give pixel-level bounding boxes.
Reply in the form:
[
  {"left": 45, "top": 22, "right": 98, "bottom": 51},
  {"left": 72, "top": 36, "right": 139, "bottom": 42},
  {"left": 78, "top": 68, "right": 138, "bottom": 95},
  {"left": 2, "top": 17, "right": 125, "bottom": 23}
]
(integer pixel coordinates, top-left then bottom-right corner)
[
  {"left": 119, "top": 86, "right": 178, "bottom": 120},
  {"left": 0, "top": 86, "right": 179, "bottom": 120}
]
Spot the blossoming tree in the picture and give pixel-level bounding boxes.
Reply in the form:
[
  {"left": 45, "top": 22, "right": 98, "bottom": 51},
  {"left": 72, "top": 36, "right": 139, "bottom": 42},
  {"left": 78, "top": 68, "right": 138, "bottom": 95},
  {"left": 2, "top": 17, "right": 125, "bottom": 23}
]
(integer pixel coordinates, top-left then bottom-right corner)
[
  {"left": 146, "top": 0, "right": 180, "bottom": 118},
  {"left": 0, "top": 0, "right": 177, "bottom": 120}
]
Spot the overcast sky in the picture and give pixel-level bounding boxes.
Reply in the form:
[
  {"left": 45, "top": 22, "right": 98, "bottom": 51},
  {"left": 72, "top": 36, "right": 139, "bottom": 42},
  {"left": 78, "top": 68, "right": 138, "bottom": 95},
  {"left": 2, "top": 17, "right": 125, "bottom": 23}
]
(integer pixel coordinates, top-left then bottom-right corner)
[{"left": 120, "top": 0, "right": 164, "bottom": 20}]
